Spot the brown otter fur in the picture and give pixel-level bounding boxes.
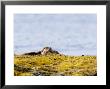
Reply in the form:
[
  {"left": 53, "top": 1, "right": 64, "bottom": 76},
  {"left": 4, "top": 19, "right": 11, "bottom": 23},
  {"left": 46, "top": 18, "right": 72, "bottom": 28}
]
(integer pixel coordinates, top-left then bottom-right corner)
[
  {"left": 23, "top": 47, "right": 59, "bottom": 55},
  {"left": 23, "top": 51, "right": 41, "bottom": 55},
  {"left": 41, "top": 47, "right": 59, "bottom": 55}
]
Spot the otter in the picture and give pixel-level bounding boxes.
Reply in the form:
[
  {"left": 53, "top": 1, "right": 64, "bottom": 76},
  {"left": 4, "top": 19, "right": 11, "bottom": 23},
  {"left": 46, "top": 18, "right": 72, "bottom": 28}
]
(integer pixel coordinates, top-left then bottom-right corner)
[
  {"left": 23, "top": 47, "right": 59, "bottom": 56},
  {"left": 41, "top": 47, "right": 59, "bottom": 55},
  {"left": 23, "top": 51, "right": 41, "bottom": 55}
]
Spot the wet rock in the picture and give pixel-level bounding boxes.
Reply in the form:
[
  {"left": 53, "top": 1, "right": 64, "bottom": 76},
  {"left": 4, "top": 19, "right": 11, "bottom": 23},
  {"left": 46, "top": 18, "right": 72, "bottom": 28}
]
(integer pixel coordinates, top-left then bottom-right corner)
[{"left": 93, "top": 73, "right": 97, "bottom": 76}]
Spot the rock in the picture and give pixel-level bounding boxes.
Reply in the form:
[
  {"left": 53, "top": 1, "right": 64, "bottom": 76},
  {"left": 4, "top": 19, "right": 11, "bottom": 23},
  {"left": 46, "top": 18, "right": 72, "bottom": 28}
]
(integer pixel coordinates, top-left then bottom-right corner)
[{"left": 93, "top": 73, "right": 97, "bottom": 76}]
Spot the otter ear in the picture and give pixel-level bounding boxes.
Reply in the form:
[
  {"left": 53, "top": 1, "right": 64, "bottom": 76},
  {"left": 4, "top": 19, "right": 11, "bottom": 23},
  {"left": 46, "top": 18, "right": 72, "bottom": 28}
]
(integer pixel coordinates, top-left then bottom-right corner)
[
  {"left": 42, "top": 48, "right": 45, "bottom": 50},
  {"left": 41, "top": 49, "right": 43, "bottom": 52}
]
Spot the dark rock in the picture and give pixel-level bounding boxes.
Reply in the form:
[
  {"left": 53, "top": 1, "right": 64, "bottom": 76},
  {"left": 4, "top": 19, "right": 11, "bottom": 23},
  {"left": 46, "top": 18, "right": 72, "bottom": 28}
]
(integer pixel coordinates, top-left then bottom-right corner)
[
  {"left": 93, "top": 73, "right": 97, "bottom": 76},
  {"left": 33, "top": 72, "right": 41, "bottom": 76}
]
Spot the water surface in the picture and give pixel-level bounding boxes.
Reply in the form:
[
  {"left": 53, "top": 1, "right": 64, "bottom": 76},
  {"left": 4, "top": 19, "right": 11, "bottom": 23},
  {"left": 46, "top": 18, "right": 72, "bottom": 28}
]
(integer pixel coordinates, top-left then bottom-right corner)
[{"left": 14, "top": 14, "right": 97, "bottom": 56}]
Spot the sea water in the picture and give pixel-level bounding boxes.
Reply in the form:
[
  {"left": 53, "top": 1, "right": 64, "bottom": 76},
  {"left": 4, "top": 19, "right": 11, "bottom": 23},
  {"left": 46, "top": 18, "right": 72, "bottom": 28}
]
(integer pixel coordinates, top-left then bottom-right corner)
[{"left": 14, "top": 14, "right": 97, "bottom": 56}]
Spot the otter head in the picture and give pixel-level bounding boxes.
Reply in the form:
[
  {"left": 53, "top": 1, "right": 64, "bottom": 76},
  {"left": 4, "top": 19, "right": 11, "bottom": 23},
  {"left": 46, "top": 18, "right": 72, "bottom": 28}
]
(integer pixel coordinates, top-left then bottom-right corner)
[{"left": 41, "top": 47, "right": 52, "bottom": 55}]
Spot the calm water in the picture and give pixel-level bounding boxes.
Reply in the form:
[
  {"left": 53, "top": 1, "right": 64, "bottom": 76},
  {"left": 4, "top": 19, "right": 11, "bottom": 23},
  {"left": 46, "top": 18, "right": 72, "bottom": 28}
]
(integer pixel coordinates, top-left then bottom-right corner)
[{"left": 14, "top": 14, "right": 97, "bottom": 56}]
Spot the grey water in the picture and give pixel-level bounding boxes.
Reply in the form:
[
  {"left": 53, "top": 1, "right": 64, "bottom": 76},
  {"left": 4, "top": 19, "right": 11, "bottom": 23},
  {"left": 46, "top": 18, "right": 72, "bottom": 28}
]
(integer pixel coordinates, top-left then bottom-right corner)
[{"left": 14, "top": 14, "right": 97, "bottom": 56}]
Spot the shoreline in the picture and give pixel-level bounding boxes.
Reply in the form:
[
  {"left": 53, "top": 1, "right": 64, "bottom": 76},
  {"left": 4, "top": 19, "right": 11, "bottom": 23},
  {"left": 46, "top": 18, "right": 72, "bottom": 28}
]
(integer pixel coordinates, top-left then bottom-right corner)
[{"left": 14, "top": 54, "right": 97, "bottom": 76}]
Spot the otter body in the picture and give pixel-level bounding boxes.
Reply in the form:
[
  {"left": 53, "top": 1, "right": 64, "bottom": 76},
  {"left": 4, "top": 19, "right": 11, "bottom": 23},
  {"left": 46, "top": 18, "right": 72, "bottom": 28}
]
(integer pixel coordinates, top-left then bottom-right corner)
[
  {"left": 41, "top": 47, "right": 59, "bottom": 55},
  {"left": 23, "top": 47, "right": 59, "bottom": 56},
  {"left": 23, "top": 51, "right": 41, "bottom": 55}
]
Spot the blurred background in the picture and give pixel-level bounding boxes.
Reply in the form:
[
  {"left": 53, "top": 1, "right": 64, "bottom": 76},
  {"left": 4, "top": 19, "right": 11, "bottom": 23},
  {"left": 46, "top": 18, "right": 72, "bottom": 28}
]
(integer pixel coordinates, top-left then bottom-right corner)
[{"left": 14, "top": 14, "right": 97, "bottom": 56}]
